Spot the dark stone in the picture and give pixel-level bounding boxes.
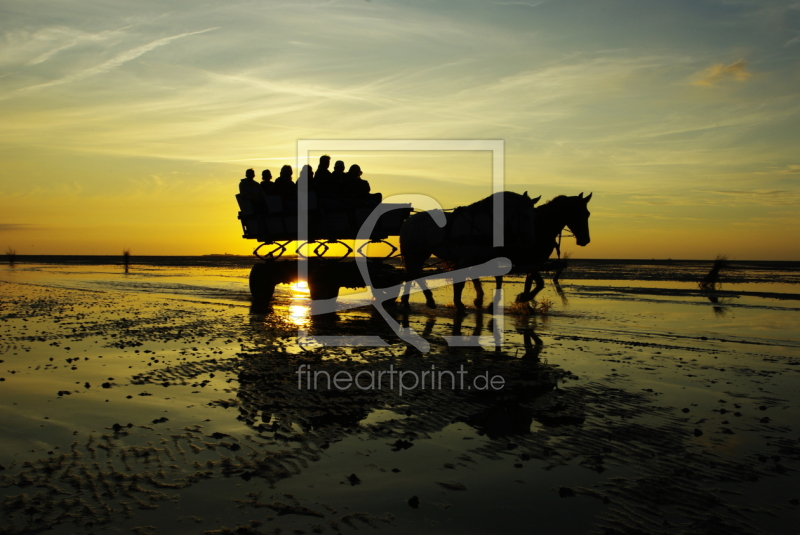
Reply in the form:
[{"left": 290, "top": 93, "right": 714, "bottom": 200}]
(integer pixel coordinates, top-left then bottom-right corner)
[
  {"left": 558, "top": 487, "right": 576, "bottom": 498},
  {"left": 391, "top": 439, "right": 414, "bottom": 451}
]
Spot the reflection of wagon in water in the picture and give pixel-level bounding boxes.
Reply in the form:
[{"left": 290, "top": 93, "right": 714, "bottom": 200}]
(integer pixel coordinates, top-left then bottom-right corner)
[{"left": 236, "top": 191, "right": 413, "bottom": 303}]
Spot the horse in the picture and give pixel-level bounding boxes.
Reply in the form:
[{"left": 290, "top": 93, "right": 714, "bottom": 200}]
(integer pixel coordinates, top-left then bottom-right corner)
[
  {"left": 399, "top": 191, "right": 539, "bottom": 311},
  {"left": 472, "top": 192, "right": 593, "bottom": 310}
]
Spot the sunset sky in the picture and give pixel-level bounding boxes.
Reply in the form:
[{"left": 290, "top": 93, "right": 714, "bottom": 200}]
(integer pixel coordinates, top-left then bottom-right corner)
[{"left": 1, "top": 0, "right": 799, "bottom": 259}]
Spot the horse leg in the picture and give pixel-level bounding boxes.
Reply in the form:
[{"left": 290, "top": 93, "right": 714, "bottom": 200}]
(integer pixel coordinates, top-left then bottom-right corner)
[
  {"left": 526, "top": 272, "right": 546, "bottom": 312},
  {"left": 452, "top": 311, "right": 464, "bottom": 336},
  {"left": 419, "top": 279, "right": 436, "bottom": 309},
  {"left": 472, "top": 310, "right": 483, "bottom": 337},
  {"left": 485, "top": 276, "right": 502, "bottom": 315},
  {"left": 400, "top": 280, "right": 413, "bottom": 308},
  {"left": 453, "top": 280, "right": 467, "bottom": 312},
  {"left": 400, "top": 251, "right": 436, "bottom": 308},
  {"left": 399, "top": 279, "right": 436, "bottom": 309},
  {"left": 516, "top": 271, "right": 544, "bottom": 312},
  {"left": 530, "top": 271, "right": 545, "bottom": 300},
  {"left": 516, "top": 271, "right": 539, "bottom": 302},
  {"left": 472, "top": 278, "right": 485, "bottom": 309}
]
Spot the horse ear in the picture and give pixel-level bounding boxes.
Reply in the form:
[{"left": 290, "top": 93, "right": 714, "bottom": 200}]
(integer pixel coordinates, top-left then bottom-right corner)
[
  {"left": 531, "top": 195, "right": 541, "bottom": 205},
  {"left": 578, "top": 192, "right": 584, "bottom": 199},
  {"left": 523, "top": 191, "right": 529, "bottom": 198},
  {"left": 585, "top": 192, "right": 592, "bottom": 203}
]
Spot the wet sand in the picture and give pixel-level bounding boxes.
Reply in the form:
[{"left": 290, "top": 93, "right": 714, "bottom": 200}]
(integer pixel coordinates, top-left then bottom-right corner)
[{"left": 1, "top": 260, "right": 799, "bottom": 534}]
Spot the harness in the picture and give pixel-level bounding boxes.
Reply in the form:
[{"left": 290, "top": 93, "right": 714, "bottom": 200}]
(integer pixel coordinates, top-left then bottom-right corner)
[
  {"left": 445, "top": 206, "right": 490, "bottom": 246},
  {"left": 444, "top": 196, "right": 528, "bottom": 249},
  {"left": 555, "top": 230, "right": 562, "bottom": 259}
]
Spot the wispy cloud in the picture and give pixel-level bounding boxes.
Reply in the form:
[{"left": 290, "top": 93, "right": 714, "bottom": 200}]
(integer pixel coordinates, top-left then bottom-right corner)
[
  {"left": 627, "top": 189, "right": 800, "bottom": 207},
  {"left": 626, "top": 195, "right": 682, "bottom": 206},
  {"left": 18, "top": 27, "right": 218, "bottom": 93},
  {"left": 692, "top": 59, "right": 752, "bottom": 86},
  {"left": 25, "top": 25, "right": 135, "bottom": 66},
  {"left": 494, "top": 1, "right": 545, "bottom": 7},
  {"left": 703, "top": 189, "right": 788, "bottom": 197},
  {"left": 779, "top": 164, "right": 800, "bottom": 174},
  {"left": 698, "top": 189, "right": 800, "bottom": 206},
  {"left": 759, "top": 164, "right": 800, "bottom": 174}
]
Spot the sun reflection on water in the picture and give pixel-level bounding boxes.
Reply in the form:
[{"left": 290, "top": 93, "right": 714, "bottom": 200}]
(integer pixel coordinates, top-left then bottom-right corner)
[
  {"left": 293, "top": 281, "right": 309, "bottom": 293},
  {"left": 289, "top": 281, "right": 310, "bottom": 327}
]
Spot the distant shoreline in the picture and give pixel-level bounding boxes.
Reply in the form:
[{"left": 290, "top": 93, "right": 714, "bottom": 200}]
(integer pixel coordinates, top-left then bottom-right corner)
[
  {"left": 4, "top": 256, "right": 799, "bottom": 284},
  {"left": 6, "top": 254, "right": 800, "bottom": 262}
]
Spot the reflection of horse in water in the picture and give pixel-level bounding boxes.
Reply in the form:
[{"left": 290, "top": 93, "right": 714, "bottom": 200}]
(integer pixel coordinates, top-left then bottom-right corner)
[
  {"left": 399, "top": 191, "right": 538, "bottom": 310},
  {"left": 400, "top": 192, "right": 592, "bottom": 310},
  {"left": 233, "top": 311, "right": 565, "bottom": 445}
]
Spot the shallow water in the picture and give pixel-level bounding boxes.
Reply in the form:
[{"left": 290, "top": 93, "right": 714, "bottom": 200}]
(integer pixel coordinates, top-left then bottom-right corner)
[{"left": 1, "top": 259, "right": 799, "bottom": 534}]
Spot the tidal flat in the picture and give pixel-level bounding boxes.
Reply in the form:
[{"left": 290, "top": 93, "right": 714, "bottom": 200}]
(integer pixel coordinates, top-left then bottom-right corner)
[{"left": 1, "top": 259, "right": 799, "bottom": 534}]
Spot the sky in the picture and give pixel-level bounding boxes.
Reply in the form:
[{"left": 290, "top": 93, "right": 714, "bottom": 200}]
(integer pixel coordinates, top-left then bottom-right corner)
[{"left": 1, "top": 0, "right": 799, "bottom": 259}]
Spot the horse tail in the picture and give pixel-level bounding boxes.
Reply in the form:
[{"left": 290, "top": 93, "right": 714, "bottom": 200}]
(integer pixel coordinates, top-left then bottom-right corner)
[
  {"left": 399, "top": 217, "right": 415, "bottom": 271},
  {"left": 399, "top": 213, "right": 421, "bottom": 278}
]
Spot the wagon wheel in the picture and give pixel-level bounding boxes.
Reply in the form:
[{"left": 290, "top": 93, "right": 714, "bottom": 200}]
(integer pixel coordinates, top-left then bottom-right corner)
[
  {"left": 249, "top": 263, "right": 277, "bottom": 305},
  {"left": 308, "top": 267, "right": 340, "bottom": 301}
]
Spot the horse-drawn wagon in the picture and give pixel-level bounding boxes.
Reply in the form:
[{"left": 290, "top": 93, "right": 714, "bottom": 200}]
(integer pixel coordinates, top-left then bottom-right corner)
[
  {"left": 236, "top": 185, "right": 593, "bottom": 311},
  {"left": 235, "top": 190, "right": 412, "bottom": 304}
]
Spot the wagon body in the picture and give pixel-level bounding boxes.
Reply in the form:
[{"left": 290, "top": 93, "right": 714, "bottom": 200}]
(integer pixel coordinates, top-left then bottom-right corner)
[
  {"left": 235, "top": 192, "right": 411, "bottom": 244},
  {"left": 235, "top": 192, "right": 413, "bottom": 303}
]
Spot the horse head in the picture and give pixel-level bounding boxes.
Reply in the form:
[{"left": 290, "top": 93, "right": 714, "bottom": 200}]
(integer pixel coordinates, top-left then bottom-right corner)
[{"left": 567, "top": 192, "right": 592, "bottom": 246}]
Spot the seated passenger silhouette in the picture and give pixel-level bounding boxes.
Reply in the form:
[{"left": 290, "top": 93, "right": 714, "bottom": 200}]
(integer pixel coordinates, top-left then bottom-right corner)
[
  {"left": 296, "top": 164, "right": 314, "bottom": 194},
  {"left": 273, "top": 165, "right": 297, "bottom": 201},
  {"left": 344, "top": 164, "right": 382, "bottom": 203},
  {"left": 260, "top": 169, "right": 274, "bottom": 196},
  {"left": 239, "top": 168, "right": 266, "bottom": 210},
  {"left": 313, "top": 155, "right": 332, "bottom": 196},
  {"left": 329, "top": 160, "right": 346, "bottom": 198}
]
